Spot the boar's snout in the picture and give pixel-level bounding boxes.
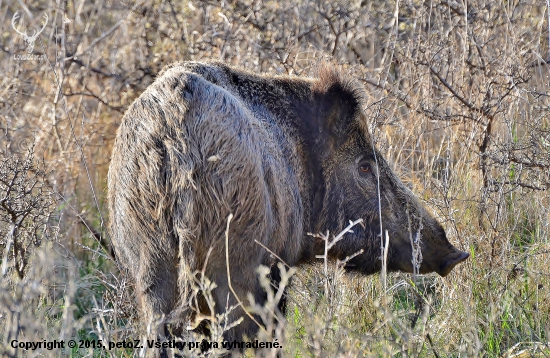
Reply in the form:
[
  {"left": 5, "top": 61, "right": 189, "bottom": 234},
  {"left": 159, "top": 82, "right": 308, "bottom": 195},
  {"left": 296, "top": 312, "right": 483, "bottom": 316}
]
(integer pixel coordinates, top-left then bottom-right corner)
[
  {"left": 435, "top": 249, "right": 469, "bottom": 277},
  {"left": 419, "top": 221, "right": 469, "bottom": 277},
  {"left": 408, "top": 211, "right": 469, "bottom": 277},
  {"left": 407, "top": 243, "right": 469, "bottom": 277}
]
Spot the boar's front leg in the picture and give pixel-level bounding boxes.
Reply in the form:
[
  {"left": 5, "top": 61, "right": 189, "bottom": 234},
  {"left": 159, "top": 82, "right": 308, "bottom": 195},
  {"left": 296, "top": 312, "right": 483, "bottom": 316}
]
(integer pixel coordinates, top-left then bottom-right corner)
[{"left": 209, "top": 266, "right": 266, "bottom": 345}]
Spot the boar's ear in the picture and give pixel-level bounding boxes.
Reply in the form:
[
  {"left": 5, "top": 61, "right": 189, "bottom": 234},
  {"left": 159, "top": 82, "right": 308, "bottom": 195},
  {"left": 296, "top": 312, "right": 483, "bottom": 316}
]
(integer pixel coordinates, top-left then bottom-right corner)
[{"left": 311, "top": 67, "right": 365, "bottom": 156}]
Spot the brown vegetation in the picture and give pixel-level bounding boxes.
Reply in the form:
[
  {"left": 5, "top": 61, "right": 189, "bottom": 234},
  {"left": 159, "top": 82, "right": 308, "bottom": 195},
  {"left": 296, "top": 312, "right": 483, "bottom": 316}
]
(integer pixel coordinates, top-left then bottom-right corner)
[{"left": 0, "top": 0, "right": 549, "bottom": 356}]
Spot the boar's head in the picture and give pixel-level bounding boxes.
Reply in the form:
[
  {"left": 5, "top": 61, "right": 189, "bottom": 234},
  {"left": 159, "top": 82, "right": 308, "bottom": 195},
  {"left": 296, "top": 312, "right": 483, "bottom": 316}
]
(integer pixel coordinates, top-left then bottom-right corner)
[{"left": 309, "top": 69, "right": 469, "bottom": 277}]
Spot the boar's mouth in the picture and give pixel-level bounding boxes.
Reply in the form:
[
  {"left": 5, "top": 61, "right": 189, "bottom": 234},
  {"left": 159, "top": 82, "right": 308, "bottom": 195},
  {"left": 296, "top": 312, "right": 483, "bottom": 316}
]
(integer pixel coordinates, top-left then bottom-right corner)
[{"left": 436, "top": 250, "right": 469, "bottom": 277}]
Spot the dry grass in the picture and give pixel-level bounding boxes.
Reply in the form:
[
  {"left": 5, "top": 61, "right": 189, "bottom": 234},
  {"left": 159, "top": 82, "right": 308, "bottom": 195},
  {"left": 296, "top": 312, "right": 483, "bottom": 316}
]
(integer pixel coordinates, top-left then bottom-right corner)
[{"left": 1, "top": 0, "right": 549, "bottom": 356}]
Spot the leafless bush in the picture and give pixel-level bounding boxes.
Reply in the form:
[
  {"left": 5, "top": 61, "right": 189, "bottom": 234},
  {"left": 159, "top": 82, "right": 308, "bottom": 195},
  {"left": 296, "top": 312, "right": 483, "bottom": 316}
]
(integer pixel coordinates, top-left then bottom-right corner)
[{"left": 0, "top": 148, "right": 56, "bottom": 279}]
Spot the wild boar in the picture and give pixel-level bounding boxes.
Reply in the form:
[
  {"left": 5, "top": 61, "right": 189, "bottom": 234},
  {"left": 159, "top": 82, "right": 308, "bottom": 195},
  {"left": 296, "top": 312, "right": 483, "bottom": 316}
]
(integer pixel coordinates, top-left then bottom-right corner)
[{"left": 107, "top": 61, "right": 469, "bottom": 347}]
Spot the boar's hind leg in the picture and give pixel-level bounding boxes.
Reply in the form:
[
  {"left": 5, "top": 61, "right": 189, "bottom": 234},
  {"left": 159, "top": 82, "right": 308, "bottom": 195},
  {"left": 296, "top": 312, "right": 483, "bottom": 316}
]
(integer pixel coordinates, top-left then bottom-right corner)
[{"left": 135, "top": 249, "right": 180, "bottom": 339}]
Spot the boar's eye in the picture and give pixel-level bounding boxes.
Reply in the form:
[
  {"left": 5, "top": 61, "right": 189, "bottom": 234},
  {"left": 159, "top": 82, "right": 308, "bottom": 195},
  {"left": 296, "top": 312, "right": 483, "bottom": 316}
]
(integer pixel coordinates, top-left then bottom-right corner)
[{"left": 358, "top": 162, "right": 371, "bottom": 175}]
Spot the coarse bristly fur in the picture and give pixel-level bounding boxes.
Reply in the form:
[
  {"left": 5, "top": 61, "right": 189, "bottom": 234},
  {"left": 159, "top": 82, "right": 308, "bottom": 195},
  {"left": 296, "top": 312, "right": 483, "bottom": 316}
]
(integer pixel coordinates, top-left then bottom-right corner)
[{"left": 107, "top": 60, "right": 469, "bottom": 352}]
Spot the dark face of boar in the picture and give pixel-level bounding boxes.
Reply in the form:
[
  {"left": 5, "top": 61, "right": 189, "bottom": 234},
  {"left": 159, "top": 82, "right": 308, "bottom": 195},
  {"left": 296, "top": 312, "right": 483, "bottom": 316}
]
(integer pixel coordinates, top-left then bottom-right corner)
[
  {"left": 319, "top": 132, "right": 469, "bottom": 276},
  {"left": 311, "top": 81, "right": 469, "bottom": 277}
]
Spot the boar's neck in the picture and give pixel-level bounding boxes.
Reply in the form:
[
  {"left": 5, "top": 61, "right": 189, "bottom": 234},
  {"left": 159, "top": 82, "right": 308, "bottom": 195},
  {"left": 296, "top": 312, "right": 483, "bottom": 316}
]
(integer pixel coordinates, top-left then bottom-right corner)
[
  {"left": 284, "top": 95, "right": 332, "bottom": 236},
  {"left": 225, "top": 72, "right": 336, "bottom": 261}
]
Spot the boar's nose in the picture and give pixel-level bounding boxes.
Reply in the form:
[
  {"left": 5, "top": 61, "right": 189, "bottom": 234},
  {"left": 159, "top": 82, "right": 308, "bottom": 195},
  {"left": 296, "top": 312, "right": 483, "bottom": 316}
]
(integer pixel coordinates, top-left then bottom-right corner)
[{"left": 437, "top": 249, "right": 469, "bottom": 277}]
